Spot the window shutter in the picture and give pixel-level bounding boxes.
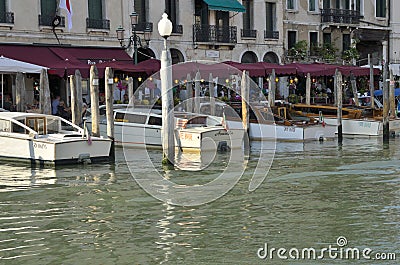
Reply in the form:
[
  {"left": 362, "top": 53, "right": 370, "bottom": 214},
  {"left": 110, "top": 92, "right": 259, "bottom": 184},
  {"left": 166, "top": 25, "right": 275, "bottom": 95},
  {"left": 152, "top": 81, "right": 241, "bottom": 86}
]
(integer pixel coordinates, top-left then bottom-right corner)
[
  {"left": 41, "top": 0, "right": 57, "bottom": 16},
  {"left": 88, "top": 0, "right": 103, "bottom": 20}
]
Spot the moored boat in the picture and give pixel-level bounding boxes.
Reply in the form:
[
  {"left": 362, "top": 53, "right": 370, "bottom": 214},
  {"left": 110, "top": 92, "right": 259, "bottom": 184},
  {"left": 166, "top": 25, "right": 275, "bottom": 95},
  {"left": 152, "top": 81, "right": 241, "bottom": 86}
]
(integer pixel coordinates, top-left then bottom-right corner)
[
  {"left": 200, "top": 102, "right": 336, "bottom": 141},
  {"left": 291, "top": 103, "right": 400, "bottom": 136},
  {"left": 87, "top": 106, "right": 244, "bottom": 150},
  {"left": 0, "top": 112, "right": 112, "bottom": 165}
]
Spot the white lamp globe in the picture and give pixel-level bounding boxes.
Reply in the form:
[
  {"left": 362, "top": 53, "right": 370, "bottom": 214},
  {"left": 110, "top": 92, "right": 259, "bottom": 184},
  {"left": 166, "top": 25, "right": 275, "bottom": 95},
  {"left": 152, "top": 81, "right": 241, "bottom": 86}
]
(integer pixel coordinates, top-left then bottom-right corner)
[{"left": 158, "top": 13, "right": 173, "bottom": 39}]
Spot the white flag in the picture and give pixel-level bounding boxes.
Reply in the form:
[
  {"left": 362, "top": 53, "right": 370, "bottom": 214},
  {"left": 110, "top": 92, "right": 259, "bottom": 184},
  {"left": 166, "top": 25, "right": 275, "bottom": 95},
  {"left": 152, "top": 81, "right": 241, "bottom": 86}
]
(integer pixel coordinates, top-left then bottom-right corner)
[{"left": 59, "top": 0, "right": 73, "bottom": 31}]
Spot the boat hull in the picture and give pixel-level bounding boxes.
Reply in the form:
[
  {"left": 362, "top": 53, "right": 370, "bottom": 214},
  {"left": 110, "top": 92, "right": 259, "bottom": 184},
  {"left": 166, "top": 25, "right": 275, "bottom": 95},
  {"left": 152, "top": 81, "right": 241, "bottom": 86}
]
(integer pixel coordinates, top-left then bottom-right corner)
[
  {"left": 107, "top": 122, "right": 161, "bottom": 147},
  {"left": 0, "top": 133, "right": 111, "bottom": 165},
  {"left": 324, "top": 118, "right": 400, "bottom": 136},
  {"left": 227, "top": 121, "right": 336, "bottom": 141},
  {"left": 177, "top": 127, "right": 244, "bottom": 151}
]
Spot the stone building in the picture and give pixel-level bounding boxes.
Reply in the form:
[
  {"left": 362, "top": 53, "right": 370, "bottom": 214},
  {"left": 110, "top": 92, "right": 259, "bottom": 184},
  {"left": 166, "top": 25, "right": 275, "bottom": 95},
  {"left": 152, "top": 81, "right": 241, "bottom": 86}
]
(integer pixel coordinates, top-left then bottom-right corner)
[{"left": 0, "top": 0, "right": 396, "bottom": 105}]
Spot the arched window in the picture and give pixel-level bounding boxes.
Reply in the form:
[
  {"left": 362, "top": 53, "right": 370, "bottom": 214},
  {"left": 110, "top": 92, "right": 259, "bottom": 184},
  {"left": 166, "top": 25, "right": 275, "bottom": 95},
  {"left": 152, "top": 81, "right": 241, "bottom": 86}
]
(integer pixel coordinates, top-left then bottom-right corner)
[
  {"left": 170, "top": 48, "right": 184, "bottom": 65},
  {"left": 263, "top": 52, "right": 279, "bottom": 63},
  {"left": 241, "top": 51, "right": 257, "bottom": 63},
  {"left": 137, "top": 47, "right": 155, "bottom": 63}
]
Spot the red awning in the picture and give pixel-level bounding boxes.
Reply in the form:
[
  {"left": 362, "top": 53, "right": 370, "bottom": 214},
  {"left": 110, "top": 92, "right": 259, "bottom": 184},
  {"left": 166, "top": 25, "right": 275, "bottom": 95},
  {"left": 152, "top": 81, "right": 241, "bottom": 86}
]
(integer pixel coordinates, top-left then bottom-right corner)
[
  {"left": 223, "top": 61, "right": 266, "bottom": 77},
  {"left": 0, "top": 44, "right": 135, "bottom": 78},
  {"left": 284, "top": 62, "right": 380, "bottom": 76}
]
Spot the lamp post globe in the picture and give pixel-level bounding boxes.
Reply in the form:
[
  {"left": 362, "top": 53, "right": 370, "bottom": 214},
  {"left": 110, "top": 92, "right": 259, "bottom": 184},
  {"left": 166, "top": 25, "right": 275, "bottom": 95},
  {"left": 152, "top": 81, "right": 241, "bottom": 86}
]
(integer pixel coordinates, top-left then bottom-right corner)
[
  {"left": 130, "top": 11, "right": 138, "bottom": 28},
  {"left": 116, "top": 25, "right": 125, "bottom": 42},
  {"left": 157, "top": 13, "right": 172, "bottom": 39}
]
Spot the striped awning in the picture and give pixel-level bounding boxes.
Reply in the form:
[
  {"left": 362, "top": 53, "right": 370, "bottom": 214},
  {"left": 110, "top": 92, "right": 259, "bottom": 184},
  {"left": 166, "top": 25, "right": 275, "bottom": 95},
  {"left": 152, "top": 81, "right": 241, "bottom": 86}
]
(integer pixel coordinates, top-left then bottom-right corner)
[{"left": 203, "top": 0, "right": 246, "bottom": 13}]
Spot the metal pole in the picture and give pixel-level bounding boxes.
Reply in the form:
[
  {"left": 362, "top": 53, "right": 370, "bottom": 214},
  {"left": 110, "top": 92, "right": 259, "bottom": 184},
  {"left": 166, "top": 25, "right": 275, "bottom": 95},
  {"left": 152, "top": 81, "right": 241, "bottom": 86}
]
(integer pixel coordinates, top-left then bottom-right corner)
[
  {"left": 161, "top": 38, "right": 174, "bottom": 165},
  {"left": 133, "top": 30, "right": 138, "bottom": 65}
]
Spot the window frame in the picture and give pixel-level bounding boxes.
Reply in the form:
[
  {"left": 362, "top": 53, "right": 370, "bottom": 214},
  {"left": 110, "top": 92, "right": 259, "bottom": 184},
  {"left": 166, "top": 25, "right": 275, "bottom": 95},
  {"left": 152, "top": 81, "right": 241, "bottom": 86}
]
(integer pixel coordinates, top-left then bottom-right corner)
[
  {"left": 288, "top": 30, "right": 297, "bottom": 50},
  {"left": 265, "top": 1, "right": 276, "bottom": 32},
  {"left": 286, "top": 0, "right": 297, "bottom": 11},
  {"left": 376, "top": 0, "right": 386, "bottom": 18},
  {"left": 308, "top": 0, "right": 318, "bottom": 12}
]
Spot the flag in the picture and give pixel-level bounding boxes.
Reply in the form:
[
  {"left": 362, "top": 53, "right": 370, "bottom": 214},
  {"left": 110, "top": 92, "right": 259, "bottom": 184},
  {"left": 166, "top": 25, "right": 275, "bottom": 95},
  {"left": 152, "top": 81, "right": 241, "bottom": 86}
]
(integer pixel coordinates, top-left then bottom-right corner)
[{"left": 59, "top": 0, "right": 73, "bottom": 31}]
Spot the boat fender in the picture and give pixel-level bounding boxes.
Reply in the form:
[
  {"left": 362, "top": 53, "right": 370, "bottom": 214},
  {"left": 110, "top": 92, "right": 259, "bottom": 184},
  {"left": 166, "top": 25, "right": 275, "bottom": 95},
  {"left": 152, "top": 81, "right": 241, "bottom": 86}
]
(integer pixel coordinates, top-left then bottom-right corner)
[
  {"left": 78, "top": 153, "right": 91, "bottom": 164},
  {"left": 217, "top": 141, "right": 230, "bottom": 152}
]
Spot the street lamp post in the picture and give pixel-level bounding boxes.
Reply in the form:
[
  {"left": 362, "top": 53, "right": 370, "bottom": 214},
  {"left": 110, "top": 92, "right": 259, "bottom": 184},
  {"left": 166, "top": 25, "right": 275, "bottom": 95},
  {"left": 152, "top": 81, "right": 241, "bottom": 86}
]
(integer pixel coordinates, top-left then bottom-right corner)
[
  {"left": 116, "top": 10, "right": 151, "bottom": 65},
  {"left": 158, "top": 13, "right": 174, "bottom": 165}
]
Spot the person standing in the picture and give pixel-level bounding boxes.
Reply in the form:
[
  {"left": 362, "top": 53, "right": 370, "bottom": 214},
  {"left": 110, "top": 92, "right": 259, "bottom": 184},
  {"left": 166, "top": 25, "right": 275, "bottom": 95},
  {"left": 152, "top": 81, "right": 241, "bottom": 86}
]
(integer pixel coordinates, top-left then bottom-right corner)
[{"left": 52, "top": 95, "right": 60, "bottom": 115}]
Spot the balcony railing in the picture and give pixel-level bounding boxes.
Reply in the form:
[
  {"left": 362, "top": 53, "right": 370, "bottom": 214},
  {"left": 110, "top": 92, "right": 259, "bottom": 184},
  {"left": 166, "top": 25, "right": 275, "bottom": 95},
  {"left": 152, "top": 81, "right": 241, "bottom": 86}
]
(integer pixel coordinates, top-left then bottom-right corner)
[
  {"left": 264, "top": 30, "right": 279, "bottom": 39},
  {"left": 193, "top": 24, "right": 237, "bottom": 44},
  {"left": 172, "top": 24, "right": 183, "bottom": 34},
  {"left": 39, "top": 14, "right": 65, "bottom": 27},
  {"left": 321, "top": 8, "right": 361, "bottom": 24},
  {"left": 0, "top": 12, "right": 14, "bottom": 24},
  {"left": 241, "top": 29, "right": 257, "bottom": 38},
  {"left": 134, "top": 22, "right": 153, "bottom": 32},
  {"left": 86, "top": 18, "right": 110, "bottom": 30}
]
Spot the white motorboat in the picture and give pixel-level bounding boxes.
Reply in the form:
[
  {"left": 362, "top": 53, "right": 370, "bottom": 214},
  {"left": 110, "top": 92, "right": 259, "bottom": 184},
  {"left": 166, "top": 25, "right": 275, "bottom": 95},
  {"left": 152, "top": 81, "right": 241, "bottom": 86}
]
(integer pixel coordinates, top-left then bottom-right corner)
[
  {"left": 0, "top": 112, "right": 112, "bottom": 165},
  {"left": 87, "top": 106, "right": 244, "bottom": 150},
  {"left": 175, "top": 115, "right": 244, "bottom": 151}
]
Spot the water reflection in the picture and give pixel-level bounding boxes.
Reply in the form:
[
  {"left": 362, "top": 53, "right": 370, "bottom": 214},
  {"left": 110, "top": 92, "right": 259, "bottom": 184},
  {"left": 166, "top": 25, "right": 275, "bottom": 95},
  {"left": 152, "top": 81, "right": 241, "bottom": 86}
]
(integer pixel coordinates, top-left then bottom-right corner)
[
  {"left": 155, "top": 202, "right": 176, "bottom": 264},
  {"left": 0, "top": 138, "right": 399, "bottom": 264}
]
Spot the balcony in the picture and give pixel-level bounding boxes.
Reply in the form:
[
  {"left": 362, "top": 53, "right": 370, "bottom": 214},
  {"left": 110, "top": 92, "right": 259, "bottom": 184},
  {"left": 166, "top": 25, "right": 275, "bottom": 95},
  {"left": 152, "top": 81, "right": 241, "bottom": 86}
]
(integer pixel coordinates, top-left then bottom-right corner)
[
  {"left": 193, "top": 24, "right": 237, "bottom": 44},
  {"left": 39, "top": 15, "right": 65, "bottom": 27},
  {"left": 264, "top": 30, "right": 279, "bottom": 39},
  {"left": 86, "top": 18, "right": 110, "bottom": 30},
  {"left": 321, "top": 8, "right": 361, "bottom": 24},
  {"left": 134, "top": 22, "right": 153, "bottom": 32},
  {"left": 241, "top": 29, "right": 257, "bottom": 38},
  {"left": 172, "top": 24, "right": 183, "bottom": 34},
  {"left": 0, "top": 12, "right": 14, "bottom": 24}
]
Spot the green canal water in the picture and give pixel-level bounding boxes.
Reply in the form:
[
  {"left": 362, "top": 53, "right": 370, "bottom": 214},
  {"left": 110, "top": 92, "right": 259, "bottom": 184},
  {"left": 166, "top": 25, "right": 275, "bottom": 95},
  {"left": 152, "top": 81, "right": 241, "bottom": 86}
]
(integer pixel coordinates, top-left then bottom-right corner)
[{"left": 0, "top": 138, "right": 399, "bottom": 264}]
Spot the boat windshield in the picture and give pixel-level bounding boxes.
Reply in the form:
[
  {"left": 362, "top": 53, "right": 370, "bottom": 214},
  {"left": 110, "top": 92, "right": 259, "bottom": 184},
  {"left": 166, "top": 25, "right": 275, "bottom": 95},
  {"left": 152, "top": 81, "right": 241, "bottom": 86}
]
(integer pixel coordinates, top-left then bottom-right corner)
[{"left": 0, "top": 119, "right": 10, "bottom": 132}]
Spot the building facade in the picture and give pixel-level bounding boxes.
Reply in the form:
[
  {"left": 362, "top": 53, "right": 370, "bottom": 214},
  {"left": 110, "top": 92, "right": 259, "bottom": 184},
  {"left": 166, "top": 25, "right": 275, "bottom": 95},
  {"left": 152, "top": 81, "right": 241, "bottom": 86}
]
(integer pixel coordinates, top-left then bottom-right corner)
[{"left": 0, "top": 1, "right": 396, "bottom": 66}]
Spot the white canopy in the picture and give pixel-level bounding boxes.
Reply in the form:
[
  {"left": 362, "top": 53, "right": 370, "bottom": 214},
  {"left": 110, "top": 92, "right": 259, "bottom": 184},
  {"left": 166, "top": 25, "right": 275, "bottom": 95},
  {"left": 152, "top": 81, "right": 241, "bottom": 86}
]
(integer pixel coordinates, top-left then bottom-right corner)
[
  {"left": 390, "top": 64, "right": 400, "bottom": 76},
  {"left": 361, "top": 63, "right": 400, "bottom": 76},
  {"left": 0, "top": 55, "right": 46, "bottom": 73}
]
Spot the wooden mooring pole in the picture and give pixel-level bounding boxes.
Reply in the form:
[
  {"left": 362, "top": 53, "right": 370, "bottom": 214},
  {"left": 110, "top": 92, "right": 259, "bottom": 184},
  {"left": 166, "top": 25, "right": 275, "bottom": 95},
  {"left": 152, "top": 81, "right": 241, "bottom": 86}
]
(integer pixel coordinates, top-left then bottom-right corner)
[
  {"left": 105, "top": 67, "right": 115, "bottom": 161},
  {"left": 389, "top": 69, "right": 396, "bottom": 119},
  {"left": 70, "top": 70, "right": 82, "bottom": 126},
  {"left": 241, "top": 70, "right": 250, "bottom": 149},
  {"left": 383, "top": 62, "right": 390, "bottom": 143},
  {"left": 90, "top": 65, "right": 100, "bottom": 137},
  {"left": 336, "top": 70, "right": 343, "bottom": 143},
  {"left": 306, "top": 73, "right": 311, "bottom": 105},
  {"left": 368, "top": 54, "right": 375, "bottom": 109}
]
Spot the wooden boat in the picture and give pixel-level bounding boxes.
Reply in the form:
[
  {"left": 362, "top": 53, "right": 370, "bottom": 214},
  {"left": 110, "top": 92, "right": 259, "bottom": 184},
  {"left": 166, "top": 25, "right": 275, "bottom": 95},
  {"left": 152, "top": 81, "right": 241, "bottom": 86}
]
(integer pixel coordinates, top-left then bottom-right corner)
[
  {"left": 290, "top": 103, "right": 400, "bottom": 136},
  {"left": 200, "top": 102, "right": 336, "bottom": 141},
  {"left": 0, "top": 112, "right": 112, "bottom": 165}
]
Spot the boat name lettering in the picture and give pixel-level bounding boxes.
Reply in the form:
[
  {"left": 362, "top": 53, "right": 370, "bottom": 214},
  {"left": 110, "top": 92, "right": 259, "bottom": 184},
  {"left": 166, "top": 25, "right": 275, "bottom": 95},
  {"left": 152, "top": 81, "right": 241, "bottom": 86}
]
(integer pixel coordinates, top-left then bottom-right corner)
[
  {"left": 33, "top": 143, "right": 47, "bottom": 149},
  {"left": 284, "top": 127, "right": 296, "bottom": 132},
  {"left": 180, "top": 132, "right": 193, "bottom": 140},
  {"left": 358, "top": 121, "right": 371, "bottom": 128},
  {"left": 215, "top": 131, "right": 231, "bottom": 136}
]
